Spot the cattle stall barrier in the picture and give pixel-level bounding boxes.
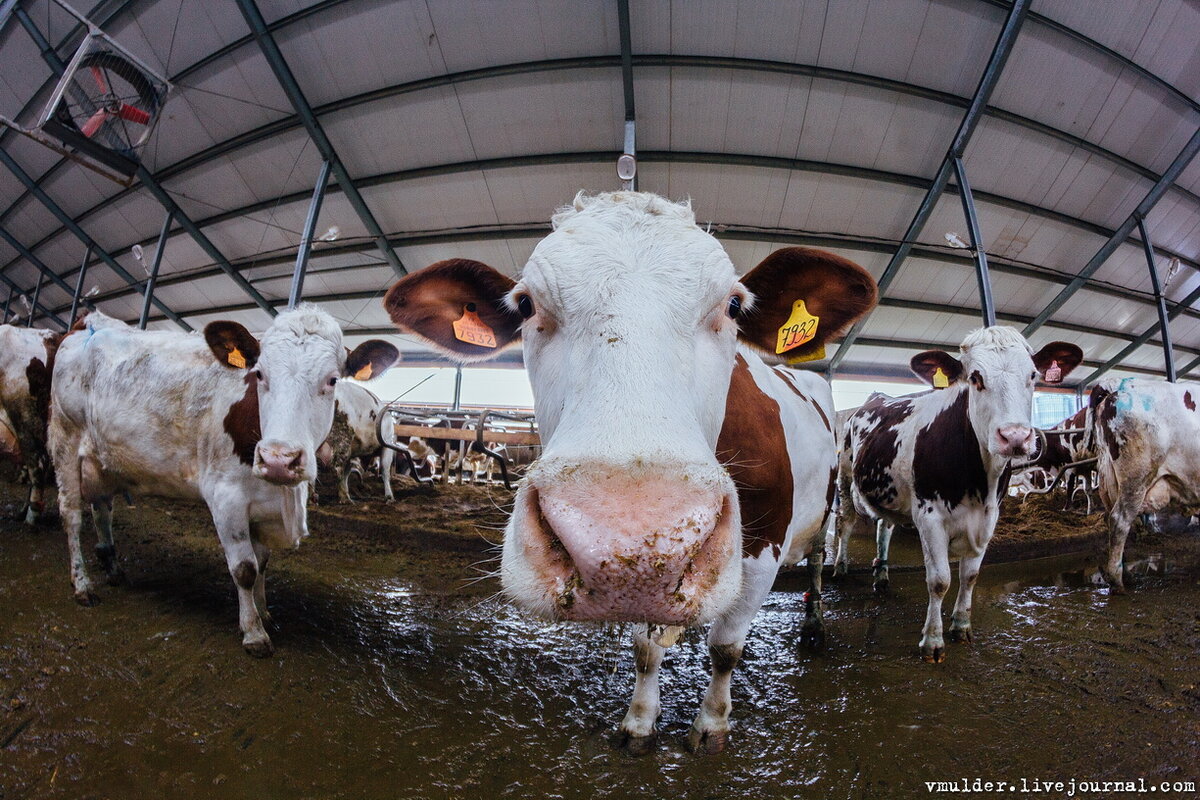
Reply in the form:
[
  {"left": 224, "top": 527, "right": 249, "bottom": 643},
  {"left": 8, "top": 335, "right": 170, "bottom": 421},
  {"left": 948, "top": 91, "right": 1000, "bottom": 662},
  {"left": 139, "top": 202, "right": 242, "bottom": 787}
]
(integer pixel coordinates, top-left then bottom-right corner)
[{"left": 377, "top": 406, "right": 540, "bottom": 490}]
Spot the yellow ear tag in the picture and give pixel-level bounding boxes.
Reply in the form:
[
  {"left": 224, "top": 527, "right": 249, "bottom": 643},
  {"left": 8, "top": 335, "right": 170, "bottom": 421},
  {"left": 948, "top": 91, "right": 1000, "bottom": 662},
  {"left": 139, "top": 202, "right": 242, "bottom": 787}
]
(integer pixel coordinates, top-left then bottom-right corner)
[
  {"left": 932, "top": 367, "right": 950, "bottom": 388},
  {"left": 354, "top": 362, "right": 373, "bottom": 381},
  {"left": 787, "top": 344, "right": 826, "bottom": 365},
  {"left": 1044, "top": 360, "right": 1062, "bottom": 383},
  {"left": 776, "top": 300, "right": 820, "bottom": 355},
  {"left": 452, "top": 304, "right": 497, "bottom": 348},
  {"left": 227, "top": 347, "right": 247, "bottom": 369}
]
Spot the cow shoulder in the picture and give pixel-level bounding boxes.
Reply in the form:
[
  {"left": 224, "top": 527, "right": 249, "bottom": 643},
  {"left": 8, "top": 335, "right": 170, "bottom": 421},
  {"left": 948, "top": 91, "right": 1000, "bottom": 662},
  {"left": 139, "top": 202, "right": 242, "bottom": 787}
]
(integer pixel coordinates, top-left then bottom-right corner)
[
  {"left": 716, "top": 354, "right": 791, "bottom": 560},
  {"left": 912, "top": 389, "right": 989, "bottom": 508}
]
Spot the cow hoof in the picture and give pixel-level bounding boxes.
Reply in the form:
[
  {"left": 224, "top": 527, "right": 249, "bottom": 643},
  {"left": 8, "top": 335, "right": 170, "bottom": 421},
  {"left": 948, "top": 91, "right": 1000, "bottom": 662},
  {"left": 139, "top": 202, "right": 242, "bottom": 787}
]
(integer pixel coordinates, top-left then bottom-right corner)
[
  {"left": 242, "top": 636, "right": 274, "bottom": 658},
  {"left": 921, "top": 645, "right": 946, "bottom": 664},
  {"left": 383, "top": 498, "right": 395, "bottom": 505},
  {"left": 800, "top": 624, "right": 826, "bottom": 651},
  {"left": 947, "top": 626, "right": 972, "bottom": 644},
  {"left": 687, "top": 724, "right": 729, "bottom": 755},
  {"left": 614, "top": 728, "right": 657, "bottom": 756},
  {"left": 873, "top": 578, "right": 890, "bottom": 594},
  {"left": 831, "top": 562, "right": 848, "bottom": 580},
  {"left": 74, "top": 589, "right": 100, "bottom": 607},
  {"left": 105, "top": 568, "right": 127, "bottom": 587}
]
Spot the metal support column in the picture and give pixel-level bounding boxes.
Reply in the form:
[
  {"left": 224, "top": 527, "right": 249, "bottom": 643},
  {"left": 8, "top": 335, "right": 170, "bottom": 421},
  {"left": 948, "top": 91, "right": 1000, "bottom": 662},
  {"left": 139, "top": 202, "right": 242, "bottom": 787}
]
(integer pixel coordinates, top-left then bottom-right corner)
[
  {"left": 827, "top": 0, "right": 1029, "bottom": 372},
  {"left": 1138, "top": 216, "right": 1175, "bottom": 381},
  {"left": 617, "top": 0, "right": 637, "bottom": 191},
  {"left": 452, "top": 365, "right": 463, "bottom": 411},
  {"left": 289, "top": 160, "right": 331, "bottom": 309},
  {"left": 3, "top": 283, "right": 12, "bottom": 322},
  {"left": 235, "top": 0, "right": 407, "bottom": 278},
  {"left": 27, "top": 272, "right": 42, "bottom": 327},
  {"left": 139, "top": 213, "right": 173, "bottom": 329},
  {"left": 952, "top": 157, "right": 995, "bottom": 327},
  {"left": 70, "top": 244, "right": 92, "bottom": 325}
]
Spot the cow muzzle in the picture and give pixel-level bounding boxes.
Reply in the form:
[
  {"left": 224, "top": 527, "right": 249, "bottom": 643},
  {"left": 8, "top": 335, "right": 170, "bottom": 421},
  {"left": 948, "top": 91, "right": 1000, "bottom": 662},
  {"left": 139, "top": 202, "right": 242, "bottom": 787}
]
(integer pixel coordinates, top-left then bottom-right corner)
[
  {"left": 995, "top": 424, "right": 1036, "bottom": 457},
  {"left": 505, "top": 466, "right": 741, "bottom": 626},
  {"left": 254, "top": 441, "right": 308, "bottom": 485}
]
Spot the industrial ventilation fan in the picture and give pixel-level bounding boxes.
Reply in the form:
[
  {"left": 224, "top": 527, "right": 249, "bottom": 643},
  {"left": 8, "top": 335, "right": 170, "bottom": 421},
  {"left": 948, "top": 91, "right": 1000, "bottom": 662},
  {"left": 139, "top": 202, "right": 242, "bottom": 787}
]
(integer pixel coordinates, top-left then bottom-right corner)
[{"left": 38, "top": 29, "right": 170, "bottom": 180}]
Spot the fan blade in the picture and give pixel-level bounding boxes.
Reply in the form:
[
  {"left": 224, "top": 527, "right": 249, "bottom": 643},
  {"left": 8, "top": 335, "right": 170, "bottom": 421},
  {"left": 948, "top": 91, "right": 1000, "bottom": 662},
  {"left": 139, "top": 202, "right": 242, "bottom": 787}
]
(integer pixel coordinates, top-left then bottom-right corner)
[
  {"left": 80, "top": 108, "right": 110, "bottom": 137},
  {"left": 116, "top": 104, "right": 152, "bottom": 125},
  {"left": 89, "top": 66, "right": 109, "bottom": 93}
]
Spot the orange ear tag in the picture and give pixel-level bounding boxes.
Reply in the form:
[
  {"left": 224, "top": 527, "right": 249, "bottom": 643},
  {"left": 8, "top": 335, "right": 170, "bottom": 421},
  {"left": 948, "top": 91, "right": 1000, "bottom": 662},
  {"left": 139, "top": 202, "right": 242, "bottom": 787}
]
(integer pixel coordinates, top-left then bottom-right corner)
[
  {"left": 775, "top": 300, "right": 820, "bottom": 355},
  {"left": 933, "top": 367, "right": 950, "bottom": 389},
  {"left": 227, "top": 347, "right": 247, "bottom": 369},
  {"left": 354, "top": 362, "right": 373, "bottom": 381},
  {"left": 1044, "top": 360, "right": 1062, "bottom": 383},
  {"left": 452, "top": 304, "right": 497, "bottom": 348},
  {"left": 787, "top": 344, "right": 826, "bottom": 365}
]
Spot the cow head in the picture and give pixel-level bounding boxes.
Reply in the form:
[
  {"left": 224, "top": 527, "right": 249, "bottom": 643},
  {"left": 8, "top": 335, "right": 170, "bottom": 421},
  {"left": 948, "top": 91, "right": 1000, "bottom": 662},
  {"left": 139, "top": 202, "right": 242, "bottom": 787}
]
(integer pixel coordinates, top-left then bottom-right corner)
[
  {"left": 205, "top": 306, "right": 399, "bottom": 486},
  {"left": 383, "top": 191, "right": 876, "bottom": 626},
  {"left": 911, "top": 327, "right": 1082, "bottom": 458}
]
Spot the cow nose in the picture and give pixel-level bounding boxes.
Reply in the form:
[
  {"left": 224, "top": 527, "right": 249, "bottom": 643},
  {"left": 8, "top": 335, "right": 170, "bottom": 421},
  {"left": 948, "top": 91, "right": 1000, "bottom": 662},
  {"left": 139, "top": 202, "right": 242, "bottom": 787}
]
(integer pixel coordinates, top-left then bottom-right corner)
[
  {"left": 995, "top": 424, "right": 1035, "bottom": 457},
  {"left": 255, "top": 442, "right": 306, "bottom": 485},
  {"left": 518, "top": 470, "right": 738, "bottom": 625}
]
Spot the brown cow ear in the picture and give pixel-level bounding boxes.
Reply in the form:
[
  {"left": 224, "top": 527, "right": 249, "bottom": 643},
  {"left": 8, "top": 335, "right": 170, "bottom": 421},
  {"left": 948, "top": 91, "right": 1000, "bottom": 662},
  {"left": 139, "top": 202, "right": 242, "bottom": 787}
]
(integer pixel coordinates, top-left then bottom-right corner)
[
  {"left": 1033, "top": 341, "right": 1083, "bottom": 384},
  {"left": 345, "top": 340, "right": 400, "bottom": 380},
  {"left": 736, "top": 247, "right": 878, "bottom": 360},
  {"left": 383, "top": 259, "right": 521, "bottom": 363},
  {"left": 205, "top": 321, "right": 260, "bottom": 369},
  {"left": 911, "top": 350, "right": 963, "bottom": 388}
]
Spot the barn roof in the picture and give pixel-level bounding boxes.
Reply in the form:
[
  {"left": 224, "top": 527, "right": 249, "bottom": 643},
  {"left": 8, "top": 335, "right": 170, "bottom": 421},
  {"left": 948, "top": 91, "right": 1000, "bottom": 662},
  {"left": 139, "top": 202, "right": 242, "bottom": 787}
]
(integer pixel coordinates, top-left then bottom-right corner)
[{"left": 1, "top": 0, "right": 1198, "bottom": 386}]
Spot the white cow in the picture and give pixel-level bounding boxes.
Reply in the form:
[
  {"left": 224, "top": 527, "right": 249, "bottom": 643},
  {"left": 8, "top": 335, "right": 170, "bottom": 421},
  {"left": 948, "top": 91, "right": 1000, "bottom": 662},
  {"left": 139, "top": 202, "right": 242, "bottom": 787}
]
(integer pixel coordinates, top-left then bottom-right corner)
[
  {"left": 321, "top": 380, "right": 396, "bottom": 503},
  {"left": 835, "top": 328, "right": 1082, "bottom": 661},
  {"left": 48, "top": 307, "right": 397, "bottom": 655},
  {"left": 383, "top": 191, "right": 876, "bottom": 753},
  {"left": 1088, "top": 378, "right": 1200, "bottom": 590},
  {"left": 0, "top": 324, "right": 62, "bottom": 523}
]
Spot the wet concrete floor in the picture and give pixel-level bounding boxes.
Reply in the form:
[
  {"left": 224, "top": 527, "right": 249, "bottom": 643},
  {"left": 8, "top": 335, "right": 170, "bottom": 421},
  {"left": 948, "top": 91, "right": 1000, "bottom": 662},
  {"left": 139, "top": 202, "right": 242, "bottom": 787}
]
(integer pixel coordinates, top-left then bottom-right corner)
[{"left": 1, "top": 483, "right": 1198, "bottom": 799}]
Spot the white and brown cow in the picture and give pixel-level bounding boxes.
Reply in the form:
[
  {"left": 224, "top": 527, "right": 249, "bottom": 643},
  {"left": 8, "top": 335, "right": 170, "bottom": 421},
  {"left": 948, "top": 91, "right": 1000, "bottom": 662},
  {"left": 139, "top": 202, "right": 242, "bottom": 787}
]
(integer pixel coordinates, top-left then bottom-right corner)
[
  {"left": 1088, "top": 378, "right": 1200, "bottom": 591},
  {"left": 835, "top": 327, "right": 1082, "bottom": 662},
  {"left": 383, "top": 191, "right": 876, "bottom": 753},
  {"left": 320, "top": 380, "right": 396, "bottom": 503},
  {"left": 0, "top": 323, "right": 63, "bottom": 523},
  {"left": 48, "top": 307, "right": 397, "bottom": 655}
]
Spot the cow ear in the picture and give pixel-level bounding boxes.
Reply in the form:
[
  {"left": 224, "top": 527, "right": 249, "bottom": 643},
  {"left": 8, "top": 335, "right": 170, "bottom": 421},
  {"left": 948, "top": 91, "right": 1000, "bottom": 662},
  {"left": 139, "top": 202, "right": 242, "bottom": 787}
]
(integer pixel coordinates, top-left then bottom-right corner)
[
  {"left": 345, "top": 340, "right": 400, "bottom": 380},
  {"left": 383, "top": 259, "right": 521, "bottom": 363},
  {"left": 205, "top": 321, "right": 260, "bottom": 369},
  {"left": 911, "top": 350, "right": 963, "bottom": 388},
  {"left": 1033, "top": 341, "right": 1083, "bottom": 384},
  {"left": 736, "top": 247, "right": 878, "bottom": 360}
]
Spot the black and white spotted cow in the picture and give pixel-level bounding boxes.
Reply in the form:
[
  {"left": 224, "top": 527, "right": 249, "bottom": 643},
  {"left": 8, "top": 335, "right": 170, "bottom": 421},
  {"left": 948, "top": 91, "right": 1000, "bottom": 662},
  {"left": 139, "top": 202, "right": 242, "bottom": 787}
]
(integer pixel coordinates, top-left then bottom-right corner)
[
  {"left": 835, "top": 327, "right": 1082, "bottom": 662},
  {"left": 1088, "top": 378, "right": 1200, "bottom": 591}
]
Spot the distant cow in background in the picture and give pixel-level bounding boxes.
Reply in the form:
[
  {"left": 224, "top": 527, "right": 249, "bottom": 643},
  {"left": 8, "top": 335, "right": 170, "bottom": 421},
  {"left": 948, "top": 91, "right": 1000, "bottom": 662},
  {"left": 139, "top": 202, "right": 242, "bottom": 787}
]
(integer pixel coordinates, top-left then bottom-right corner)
[
  {"left": 49, "top": 308, "right": 397, "bottom": 656},
  {"left": 836, "top": 328, "right": 1082, "bottom": 662},
  {"left": 321, "top": 381, "right": 397, "bottom": 503},
  {"left": 0, "top": 324, "right": 62, "bottom": 523},
  {"left": 1089, "top": 378, "right": 1200, "bottom": 591}
]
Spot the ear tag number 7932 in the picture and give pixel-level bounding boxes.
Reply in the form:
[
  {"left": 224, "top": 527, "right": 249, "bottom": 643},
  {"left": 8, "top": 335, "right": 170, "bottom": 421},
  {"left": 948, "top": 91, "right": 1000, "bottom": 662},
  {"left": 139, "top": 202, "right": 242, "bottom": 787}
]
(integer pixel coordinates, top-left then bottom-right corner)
[
  {"left": 453, "top": 303, "right": 498, "bottom": 349},
  {"left": 776, "top": 299, "right": 819, "bottom": 355}
]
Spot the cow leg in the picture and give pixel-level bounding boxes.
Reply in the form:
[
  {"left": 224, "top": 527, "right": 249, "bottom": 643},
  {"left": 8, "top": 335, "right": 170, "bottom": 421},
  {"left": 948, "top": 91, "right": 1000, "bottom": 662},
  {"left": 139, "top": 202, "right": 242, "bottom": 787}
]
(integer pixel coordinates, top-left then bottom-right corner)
[
  {"left": 213, "top": 505, "right": 272, "bottom": 656},
  {"left": 918, "top": 528, "right": 951, "bottom": 663},
  {"left": 616, "top": 625, "right": 664, "bottom": 755},
  {"left": 688, "top": 560, "right": 776, "bottom": 754},
  {"left": 800, "top": 546, "right": 826, "bottom": 650},
  {"left": 832, "top": 498, "right": 870, "bottom": 578},
  {"left": 1104, "top": 502, "right": 1137, "bottom": 593},
  {"left": 948, "top": 552, "right": 983, "bottom": 643},
  {"left": 53, "top": 429, "right": 98, "bottom": 605},
  {"left": 380, "top": 446, "right": 395, "bottom": 503},
  {"left": 24, "top": 456, "right": 47, "bottom": 525},
  {"left": 250, "top": 534, "right": 271, "bottom": 625},
  {"left": 873, "top": 521, "right": 894, "bottom": 592},
  {"left": 91, "top": 499, "right": 125, "bottom": 585},
  {"left": 335, "top": 460, "right": 352, "bottom": 504}
]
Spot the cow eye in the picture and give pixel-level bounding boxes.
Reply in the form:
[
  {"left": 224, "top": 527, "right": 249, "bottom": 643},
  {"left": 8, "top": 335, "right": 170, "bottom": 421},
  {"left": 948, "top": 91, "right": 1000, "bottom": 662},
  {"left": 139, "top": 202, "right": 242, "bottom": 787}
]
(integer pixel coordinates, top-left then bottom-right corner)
[
  {"left": 253, "top": 369, "right": 263, "bottom": 382},
  {"left": 969, "top": 371, "right": 986, "bottom": 390},
  {"left": 727, "top": 295, "right": 743, "bottom": 319},
  {"left": 328, "top": 376, "right": 338, "bottom": 387},
  {"left": 515, "top": 294, "right": 535, "bottom": 319}
]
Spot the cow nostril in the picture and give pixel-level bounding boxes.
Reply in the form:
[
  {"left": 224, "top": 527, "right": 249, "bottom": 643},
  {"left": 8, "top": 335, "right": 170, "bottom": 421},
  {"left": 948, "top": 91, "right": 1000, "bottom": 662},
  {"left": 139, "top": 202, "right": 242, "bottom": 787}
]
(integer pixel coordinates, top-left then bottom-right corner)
[{"left": 288, "top": 451, "right": 304, "bottom": 470}]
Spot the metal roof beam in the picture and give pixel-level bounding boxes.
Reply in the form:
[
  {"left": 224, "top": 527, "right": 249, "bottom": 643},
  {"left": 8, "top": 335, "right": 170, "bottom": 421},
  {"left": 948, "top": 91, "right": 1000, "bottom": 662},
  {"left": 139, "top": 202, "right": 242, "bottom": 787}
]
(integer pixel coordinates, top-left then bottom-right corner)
[
  {"left": 1178, "top": 354, "right": 1200, "bottom": 379},
  {"left": 1022, "top": 126, "right": 1200, "bottom": 336},
  {"left": 827, "top": 0, "right": 1030, "bottom": 372},
  {"left": 235, "top": 0, "right": 406, "bottom": 278},
  {"left": 0, "top": 270, "right": 67, "bottom": 329},
  {"left": 0, "top": 148, "right": 190, "bottom": 331}
]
